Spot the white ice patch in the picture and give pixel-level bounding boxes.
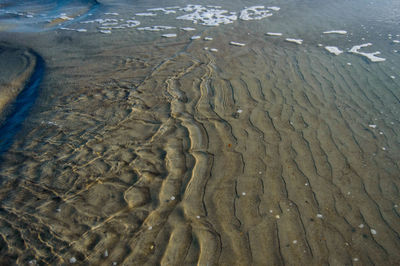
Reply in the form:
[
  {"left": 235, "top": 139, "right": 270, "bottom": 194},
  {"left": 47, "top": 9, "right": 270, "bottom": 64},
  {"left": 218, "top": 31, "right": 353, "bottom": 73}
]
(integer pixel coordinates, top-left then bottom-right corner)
[
  {"left": 162, "top": 33, "right": 177, "bottom": 38},
  {"left": 148, "top": 8, "right": 176, "bottom": 14},
  {"left": 266, "top": 32, "right": 283, "bottom": 36},
  {"left": 323, "top": 30, "right": 347, "bottom": 35},
  {"left": 268, "top": 6, "right": 281, "bottom": 11},
  {"left": 325, "top": 46, "right": 343, "bottom": 55},
  {"left": 136, "top": 12, "right": 157, "bottom": 16},
  {"left": 230, "top": 41, "right": 246, "bottom": 47},
  {"left": 138, "top": 26, "right": 175, "bottom": 31},
  {"left": 285, "top": 38, "right": 303, "bottom": 44},
  {"left": 349, "top": 43, "right": 386, "bottom": 62},
  {"left": 239, "top": 6, "right": 272, "bottom": 21},
  {"left": 181, "top": 27, "right": 196, "bottom": 31},
  {"left": 177, "top": 5, "right": 237, "bottom": 26}
]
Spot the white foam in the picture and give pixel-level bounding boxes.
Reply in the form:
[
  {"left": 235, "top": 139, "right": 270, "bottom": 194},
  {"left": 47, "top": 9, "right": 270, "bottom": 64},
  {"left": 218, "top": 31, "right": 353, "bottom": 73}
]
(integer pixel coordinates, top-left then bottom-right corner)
[
  {"left": 191, "top": 35, "right": 201, "bottom": 40},
  {"left": 177, "top": 5, "right": 237, "bottom": 26},
  {"left": 240, "top": 6, "right": 272, "bottom": 21},
  {"left": 162, "top": 33, "right": 177, "bottom": 38},
  {"left": 230, "top": 41, "right": 246, "bottom": 47},
  {"left": 181, "top": 27, "right": 196, "bottom": 31},
  {"left": 285, "top": 38, "right": 303, "bottom": 44},
  {"left": 136, "top": 12, "right": 157, "bottom": 16},
  {"left": 138, "top": 26, "right": 175, "bottom": 31},
  {"left": 323, "top": 30, "right": 347, "bottom": 35},
  {"left": 349, "top": 43, "right": 386, "bottom": 62},
  {"left": 266, "top": 32, "right": 282, "bottom": 36},
  {"left": 325, "top": 46, "right": 343, "bottom": 55}
]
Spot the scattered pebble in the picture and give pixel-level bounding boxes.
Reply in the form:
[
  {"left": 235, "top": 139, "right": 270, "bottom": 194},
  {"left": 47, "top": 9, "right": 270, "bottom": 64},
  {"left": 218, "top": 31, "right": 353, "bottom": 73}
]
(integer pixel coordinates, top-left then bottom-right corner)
[
  {"left": 69, "top": 257, "right": 77, "bottom": 264},
  {"left": 269, "top": 210, "right": 273, "bottom": 213},
  {"left": 266, "top": 32, "right": 283, "bottom": 36},
  {"left": 379, "top": 131, "right": 383, "bottom": 135},
  {"left": 323, "top": 30, "right": 347, "bottom": 34},
  {"left": 204, "top": 47, "right": 209, "bottom": 50},
  {"left": 100, "top": 30, "right": 112, "bottom": 34},
  {"left": 56, "top": 208, "right": 61, "bottom": 212},
  {"left": 316, "top": 214, "right": 323, "bottom": 219},
  {"left": 395, "top": 204, "right": 398, "bottom": 208},
  {"left": 259, "top": 171, "right": 262, "bottom": 174},
  {"left": 113, "top": 262, "right": 118, "bottom": 266},
  {"left": 305, "top": 183, "right": 309, "bottom": 186},
  {"left": 370, "top": 229, "right": 377, "bottom": 235}
]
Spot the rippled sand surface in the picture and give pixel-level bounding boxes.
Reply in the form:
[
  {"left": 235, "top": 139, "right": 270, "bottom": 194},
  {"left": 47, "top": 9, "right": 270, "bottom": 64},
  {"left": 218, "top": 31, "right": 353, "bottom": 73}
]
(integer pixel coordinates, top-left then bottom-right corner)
[{"left": 0, "top": 0, "right": 399, "bottom": 265}]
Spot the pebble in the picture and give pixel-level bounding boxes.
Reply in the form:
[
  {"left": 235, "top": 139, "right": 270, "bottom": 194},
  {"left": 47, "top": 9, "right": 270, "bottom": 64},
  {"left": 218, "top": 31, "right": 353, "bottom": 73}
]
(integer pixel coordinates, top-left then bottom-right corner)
[
  {"left": 170, "top": 196, "right": 176, "bottom": 201},
  {"left": 242, "top": 192, "right": 246, "bottom": 196},
  {"left": 275, "top": 214, "right": 280, "bottom": 219},
  {"left": 148, "top": 226, "right": 153, "bottom": 230},
  {"left": 204, "top": 37, "right": 213, "bottom": 41},
  {"left": 196, "top": 215, "right": 201, "bottom": 219},
  {"left": 269, "top": 210, "right": 273, "bottom": 213},
  {"left": 104, "top": 250, "right": 108, "bottom": 257},
  {"left": 354, "top": 258, "right": 359, "bottom": 262},
  {"left": 69, "top": 257, "right": 77, "bottom": 264},
  {"left": 316, "top": 214, "right": 323, "bottom": 218},
  {"left": 210, "top": 48, "right": 218, "bottom": 52},
  {"left": 347, "top": 62, "right": 352, "bottom": 66},
  {"left": 382, "top": 147, "right": 386, "bottom": 151},
  {"left": 390, "top": 76, "right": 396, "bottom": 79},
  {"left": 370, "top": 229, "right": 377, "bottom": 235},
  {"left": 293, "top": 240, "right": 298, "bottom": 244},
  {"left": 359, "top": 224, "right": 364, "bottom": 228},
  {"left": 237, "top": 109, "right": 243, "bottom": 113},
  {"left": 368, "top": 124, "right": 377, "bottom": 128},
  {"left": 113, "top": 262, "right": 118, "bottom": 266}
]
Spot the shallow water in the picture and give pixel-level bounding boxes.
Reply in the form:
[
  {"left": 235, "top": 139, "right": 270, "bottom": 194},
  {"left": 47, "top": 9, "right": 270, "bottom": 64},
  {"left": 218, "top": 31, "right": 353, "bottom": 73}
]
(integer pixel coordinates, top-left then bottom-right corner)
[{"left": 0, "top": 0, "right": 399, "bottom": 265}]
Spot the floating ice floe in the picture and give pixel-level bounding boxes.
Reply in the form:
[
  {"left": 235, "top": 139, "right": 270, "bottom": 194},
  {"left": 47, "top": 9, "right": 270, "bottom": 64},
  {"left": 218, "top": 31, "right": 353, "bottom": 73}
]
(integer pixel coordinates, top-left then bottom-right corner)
[
  {"left": 240, "top": 6, "right": 273, "bottom": 21},
  {"left": 323, "top": 30, "right": 347, "bottom": 35},
  {"left": 230, "top": 41, "right": 246, "bottom": 47},
  {"left": 177, "top": 5, "right": 237, "bottom": 26},
  {"left": 148, "top": 8, "right": 177, "bottom": 14},
  {"left": 162, "top": 33, "right": 177, "bottom": 38},
  {"left": 191, "top": 35, "right": 201, "bottom": 40},
  {"left": 181, "top": 27, "right": 196, "bottom": 31},
  {"left": 136, "top": 12, "right": 157, "bottom": 16},
  {"left": 325, "top": 46, "right": 343, "bottom": 55},
  {"left": 138, "top": 26, "right": 175, "bottom": 31},
  {"left": 285, "top": 38, "right": 303, "bottom": 44},
  {"left": 349, "top": 43, "right": 386, "bottom": 62},
  {"left": 266, "top": 32, "right": 283, "bottom": 36}
]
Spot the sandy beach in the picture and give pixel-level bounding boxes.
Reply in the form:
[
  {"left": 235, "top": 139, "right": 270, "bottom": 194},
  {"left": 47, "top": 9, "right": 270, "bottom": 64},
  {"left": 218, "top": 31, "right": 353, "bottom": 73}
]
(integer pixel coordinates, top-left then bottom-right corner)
[{"left": 0, "top": 0, "right": 399, "bottom": 265}]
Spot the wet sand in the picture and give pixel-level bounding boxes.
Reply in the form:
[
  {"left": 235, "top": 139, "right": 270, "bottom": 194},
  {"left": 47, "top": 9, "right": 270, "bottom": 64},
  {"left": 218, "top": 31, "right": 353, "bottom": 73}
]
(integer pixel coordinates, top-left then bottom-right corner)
[{"left": 0, "top": 1, "right": 400, "bottom": 265}]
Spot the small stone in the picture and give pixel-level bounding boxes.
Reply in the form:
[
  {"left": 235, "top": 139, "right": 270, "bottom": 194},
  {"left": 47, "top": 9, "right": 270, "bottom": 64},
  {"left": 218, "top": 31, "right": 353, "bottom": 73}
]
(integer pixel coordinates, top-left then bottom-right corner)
[
  {"left": 237, "top": 109, "right": 243, "bottom": 113},
  {"left": 69, "top": 257, "right": 77, "bottom": 264},
  {"left": 196, "top": 215, "right": 200, "bottom": 219},
  {"left": 170, "top": 196, "right": 176, "bottom": 201},
  {"left": 113, "top": 262, "right": 118, "bottom": 266},
  {"left": 104, "top": 249, "right": 108, "bottom": 257},
  {"left": 369, "top": 124, "right": 377, "bottom": 129},
  {"left": 242, "top": 192, "right": 246, "bottom": 196},
  {"left": 347, "top": 62, "right": 352, "bottom": 65},
  {"left": 305, "top": 183, "right": 309, "bottom": 186},
  {"left": 269, "top": 210, "right": 273, "bottom": 213},
  {"left": 390, "top": 76, "right": 395, "bottom": 79},
  {"left": 359, "top": 224, "right": 364, "bottom": 228},
  {"left": 382, "top": 147, "right": 386, "bottom": 151},
  {"left": 370, "top": 229, "right": 377, "bottom": 235},
  {"left": 56, "top": 208, "right": 61, "bottom": 212},
  {"left": 316, "top": 214, "right": 323, "bottom": 219},
  {"left": 379, "top": 132, "right": 383, "bottom": 135},
  {"left": 395, "top": 204, "right": 398, "bottom": 208},
  {"left": 354, "top": 258, "right": 359, "bottom": 262},
  {"left": 148, "top": 226, "right": 153, "bottom": 230},
  {"left": 293, "top": 240, "right": 297, "bottom": 244},
  {"left": 259, "top": 171, "right": 262, "bottom": 174},
  {"left": 275, "top": 215, "right": 280, "bottom": 219}
]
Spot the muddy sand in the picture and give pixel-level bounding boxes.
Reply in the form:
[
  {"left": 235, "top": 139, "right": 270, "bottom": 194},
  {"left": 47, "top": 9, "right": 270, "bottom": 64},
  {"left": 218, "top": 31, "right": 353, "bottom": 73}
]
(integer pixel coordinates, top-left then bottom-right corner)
[{"left": 0, "top": 1, "right": 400, "bottom": 265}]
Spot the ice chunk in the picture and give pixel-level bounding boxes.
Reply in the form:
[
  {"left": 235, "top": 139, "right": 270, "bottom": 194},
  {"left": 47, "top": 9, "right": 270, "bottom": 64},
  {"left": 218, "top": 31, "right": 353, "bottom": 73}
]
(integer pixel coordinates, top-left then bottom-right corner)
[
  {"left": 230, "top": 41, "right": 246, "bottom": 47},
  {"left": 162, "top": 33, "right": 177, "bottom": 38},
  {"left": 325, "top": 46, "right": 343, "bottom": 55},
  {"left": 285, "top": 38, "right": 303, "bottom": 44},
  {"left": 266, "top": 32, "right": 283, "bottom": 36},
  {"left": 323, "top": 30, "right": 347, "bottom": 35},
  {"left": 349, "top": 43, "right": 386, "bottom": 62}
]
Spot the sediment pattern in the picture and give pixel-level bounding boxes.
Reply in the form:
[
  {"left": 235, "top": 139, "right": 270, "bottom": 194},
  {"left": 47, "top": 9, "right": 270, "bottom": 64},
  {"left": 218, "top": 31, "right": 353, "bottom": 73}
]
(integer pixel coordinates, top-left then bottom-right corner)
[{"left": 0, "top": 29, "right": 399, "bottom": 265}]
